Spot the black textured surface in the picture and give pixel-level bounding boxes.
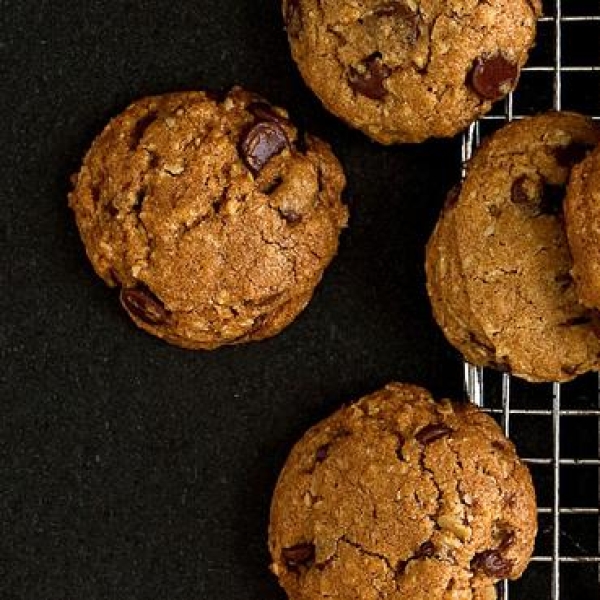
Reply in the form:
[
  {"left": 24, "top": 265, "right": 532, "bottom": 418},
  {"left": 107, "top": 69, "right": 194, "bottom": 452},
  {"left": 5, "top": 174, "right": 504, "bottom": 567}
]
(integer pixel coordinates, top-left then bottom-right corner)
[{"left": 0, "top": 2, "right": 597, "bottom": 600}]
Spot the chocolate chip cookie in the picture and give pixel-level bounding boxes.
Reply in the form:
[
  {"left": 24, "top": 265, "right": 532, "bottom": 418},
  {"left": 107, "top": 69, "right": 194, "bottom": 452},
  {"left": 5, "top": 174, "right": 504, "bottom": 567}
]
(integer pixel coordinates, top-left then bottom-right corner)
[
  {"left": 426, "top": 112, "right": 600, "bottom": 382},
  {"left": 283, "top": 0, "right": 541, "bottom": 144},
  {"left": 69, "top": 88, "right": 348, "bottom": 349},
  {"left": 269, "top": 383, "right": 537, "bottom": 600},
  {"left": 564, "top": 143, "right": 600, "bottom": 311}
]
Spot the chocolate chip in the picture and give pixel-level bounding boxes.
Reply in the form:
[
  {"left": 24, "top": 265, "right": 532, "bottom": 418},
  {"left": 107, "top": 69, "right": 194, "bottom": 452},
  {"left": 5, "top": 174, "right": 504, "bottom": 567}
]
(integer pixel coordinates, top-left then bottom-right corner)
[
  {"left": 470, "top": 54, "right": 519, "bottom": 101},
  {"left": 539, "top": 184, "right": 565, "bottom": 216},
  {"left": 416, "top": 423, "right": 452, "bottom": 445},
  {"left": 348, "top": 53, "right": 392, "bottom": 100},
  {"left": 282, "top": 543, "right": 315, "bottom": 568},
  {"left": 554, "top": 142, "right": 594, "bottom": 168},
  {"left": 285, "top": 0, "right": 302, "bottom": 37},
  {"left": 415, "top": 540, "right": 435, "bottom": 558},
  {"left": 121, "top": 287, "right": 168, "bottom": 325},
  {"left": 315, "top": 443, "right": 329, "bottom": 463},
  {"left": 240, "top": 121, "right": 289, "bottom": 175},
  {"left": 395, "top": 434, "right": 406, "bottom": 460},
  {"left": 471, "top": 550, "right": 514, "bottom": 578},
  {"left": 248, "top": 102, "right": 289, "bottom": 126}
]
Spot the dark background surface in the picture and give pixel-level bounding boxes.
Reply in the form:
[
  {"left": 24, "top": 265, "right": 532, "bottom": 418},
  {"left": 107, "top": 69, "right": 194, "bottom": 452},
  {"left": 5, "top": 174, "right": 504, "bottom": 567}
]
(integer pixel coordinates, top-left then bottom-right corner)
[{"left": 0, "top": 1, "right": 598, "bottom": 599}]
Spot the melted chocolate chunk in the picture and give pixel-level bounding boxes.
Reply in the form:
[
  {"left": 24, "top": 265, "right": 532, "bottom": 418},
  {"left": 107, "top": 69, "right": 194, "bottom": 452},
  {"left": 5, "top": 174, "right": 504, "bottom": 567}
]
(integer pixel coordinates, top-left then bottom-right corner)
[
  {"left": 121, "top": 287, "right": 168, "bottom": 325},
  {"left": 348, "top": 53, "right": 392, "bottom": 100},
  {"left": 471, "top": 550, "right": 514, "bottom": 578},
  {"left": 240, "top": 121, "right": 289, "bottom": 174},
  {"left": 416, "top": 423, "right": 452, "bottom": 445},
  {"left": 470, "top": 54, "right": 519, "bottom": 101},
  {"left": 282, "top": 543, "right": 315, "bottom": 568}
]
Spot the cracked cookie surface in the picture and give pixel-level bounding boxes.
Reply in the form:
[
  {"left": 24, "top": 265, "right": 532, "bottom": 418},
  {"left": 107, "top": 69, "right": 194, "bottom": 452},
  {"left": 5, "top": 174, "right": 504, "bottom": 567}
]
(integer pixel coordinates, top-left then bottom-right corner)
[
  {"left": 565, "top": 144, "right": 600, "bottom": 311},
  {"left": 269, "top": 383, "right": 536, "bottom": 600},
  {"left": 283, "top": 0, "right": 541, "bottom": 144},
  {"left": 69, "top": 88, "right": 348, "bottom": 349},
  {"left": 426, "top": 112, "right": 600, "bottom": 382}
]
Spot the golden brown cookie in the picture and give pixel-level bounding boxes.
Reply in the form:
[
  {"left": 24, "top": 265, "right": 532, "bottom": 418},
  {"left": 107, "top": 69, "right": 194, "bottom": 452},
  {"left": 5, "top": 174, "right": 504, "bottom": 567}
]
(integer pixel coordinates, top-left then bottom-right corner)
[
  {"left": 564, "top": 144, "right": 600, "bottom": 310},
  {"left": 69, "top": 88, "right": 348, "bottom": 349},
  {"left": 269, "top": 383, "right": 537, "bottom": 600},
  {"left": 426, "top": 112, "right": 600, "bottom": 382},
  {"left": 283, "top": 0, "right": 541, "bottom": 144}
]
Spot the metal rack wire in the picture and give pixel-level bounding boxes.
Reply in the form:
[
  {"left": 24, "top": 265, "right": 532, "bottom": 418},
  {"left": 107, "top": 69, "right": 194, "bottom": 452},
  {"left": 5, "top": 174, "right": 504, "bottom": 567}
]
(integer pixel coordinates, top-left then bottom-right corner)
[{"left": 460, "top": 1, "right": 600, "bottom": 598}]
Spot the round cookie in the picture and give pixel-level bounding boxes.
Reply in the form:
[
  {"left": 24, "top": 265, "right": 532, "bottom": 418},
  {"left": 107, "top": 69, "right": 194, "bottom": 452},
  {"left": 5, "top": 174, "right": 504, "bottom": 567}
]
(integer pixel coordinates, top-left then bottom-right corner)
[
  {"left": 69, "top": 88, "right": 348, "bottom": 349},
  {"left": 564, "top": 144, "right": 600, "bottom": 310},
  {"left": 426, "top": 112, "right": 600, "bottom": 382},
  {"left": 269, "top": 383, "right": 537, "bottom": 600},
  {"left": 283, "top": 0, "right": 541, "bottom": 144}
]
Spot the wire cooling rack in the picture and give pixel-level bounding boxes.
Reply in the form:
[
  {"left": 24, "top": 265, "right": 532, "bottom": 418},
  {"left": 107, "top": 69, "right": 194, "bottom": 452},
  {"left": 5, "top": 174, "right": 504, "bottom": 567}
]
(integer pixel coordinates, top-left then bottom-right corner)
[{"left": 460, "top": 1, "right": 600, "bottom": 598}]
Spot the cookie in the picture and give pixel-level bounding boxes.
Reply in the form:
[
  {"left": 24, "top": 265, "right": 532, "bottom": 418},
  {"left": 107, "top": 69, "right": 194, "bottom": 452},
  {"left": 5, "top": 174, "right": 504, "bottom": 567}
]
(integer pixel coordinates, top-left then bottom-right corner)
[
  {"left": 564, "top": 144, "right": 600, "bottom": 310},
  {"left": 426, "top": 112, "right": 600, "bottom": 382},
  {"left": 69, "top": 88, "right": 348, "bottom": 349},
  {"left": 269, "top": 383, "right": 537, "bottom": 600},
  {"left": 283, "top": 0, "right": 541, "bottom": 144}
]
